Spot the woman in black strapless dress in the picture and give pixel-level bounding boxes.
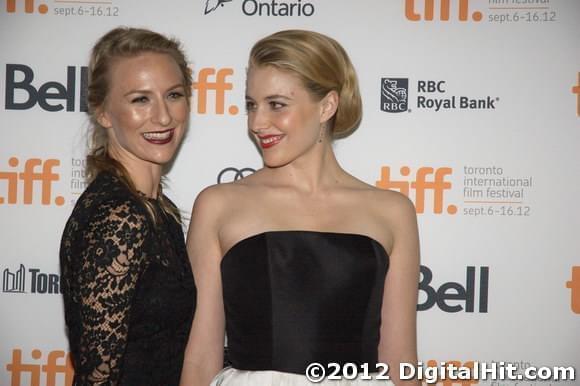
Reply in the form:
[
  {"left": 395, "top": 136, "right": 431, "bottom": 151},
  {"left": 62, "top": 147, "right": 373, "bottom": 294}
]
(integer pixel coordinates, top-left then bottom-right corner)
[{"left": 180, "top": 30, "right": 420, "bottom": 386}]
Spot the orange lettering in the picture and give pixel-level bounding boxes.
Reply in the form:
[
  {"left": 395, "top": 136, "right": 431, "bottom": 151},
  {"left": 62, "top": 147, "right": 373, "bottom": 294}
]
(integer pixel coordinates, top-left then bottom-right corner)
[
  {"left": 1, "top": 158, "right": 64, "bottom": 206},
  {"left": 42, "top": 351, "right": 74, "bottom": 386},
  {"left": 376, "top": 166, "right": 456, "bottom": 214},
  {"left": 6, "top": 0, "right": 47, "bottom": 14},
  {"left": 193, "top": 67, "right": 236, "bottom": 115},
  {"left": 405, "top": 0, "right": 481, "bottom": 22},
  {"left": 6, "top": 349, "right": 41, "bottom": 386},
  {"left": 572, "top": 73, "right": 580, "bottom": 117},
  {"left": 376, "top": 166, "right": 410, "bottom": 196},
  {"left": 405, "top": 0, "right": 421, "bottom": 21},
  {"left": 0, "top": 157, "right": 19, "bottom": 204},
  {"left": 426, "top": 360, "right": 478, "bottom": 386},
  {"left": 566, "top": 266, "right": 580, "bottom": 314},
  {"left": 6, "top": 349, "right": 74, "bottom": 386}
]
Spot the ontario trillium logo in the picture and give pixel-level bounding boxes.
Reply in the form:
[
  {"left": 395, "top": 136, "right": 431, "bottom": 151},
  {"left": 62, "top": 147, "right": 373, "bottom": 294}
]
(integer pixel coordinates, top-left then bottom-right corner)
[
  {"left": 205, "top": 0, "right": 233, "bottom": 14},
  {"left": 203, "top": 0, "right": 315, "bottom": 16}
]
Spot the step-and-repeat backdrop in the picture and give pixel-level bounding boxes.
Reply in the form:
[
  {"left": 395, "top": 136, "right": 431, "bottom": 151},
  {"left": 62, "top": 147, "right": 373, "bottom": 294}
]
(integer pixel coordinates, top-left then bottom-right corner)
[{"left": 1, "top": 1, "right": 579, "bottom": 385}]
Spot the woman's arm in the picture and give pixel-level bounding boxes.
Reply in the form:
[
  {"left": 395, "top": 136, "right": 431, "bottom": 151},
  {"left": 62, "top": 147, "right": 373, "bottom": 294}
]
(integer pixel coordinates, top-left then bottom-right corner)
[
  {"left": 67, "top": 197, "right": 149, "bottom": 385},
  {"left": 378, "top": 193, "right": 421, "bottom": 386},
  {"left": 180, "top": 186, "right": 226, "bottom": 386}
]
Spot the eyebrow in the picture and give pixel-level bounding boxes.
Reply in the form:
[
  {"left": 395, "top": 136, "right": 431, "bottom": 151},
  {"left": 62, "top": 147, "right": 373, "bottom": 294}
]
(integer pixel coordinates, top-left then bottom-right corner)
[
  {"left": 123, "top": 83, "right": 185, "bottom": 97},
  {"left": 245, "top": 94, "right": 292, "bottom": 101}
]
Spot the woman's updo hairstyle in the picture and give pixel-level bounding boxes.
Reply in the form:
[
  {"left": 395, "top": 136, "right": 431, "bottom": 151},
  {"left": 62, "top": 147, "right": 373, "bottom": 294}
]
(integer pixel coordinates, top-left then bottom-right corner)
[{"left": 249, "top": 29, "right": 362, "bottom": 138}]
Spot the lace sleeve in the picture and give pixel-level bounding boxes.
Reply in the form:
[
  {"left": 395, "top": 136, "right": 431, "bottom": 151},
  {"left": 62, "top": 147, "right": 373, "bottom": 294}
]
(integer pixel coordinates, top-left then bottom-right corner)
[{"left": 75, "top": 198, "right": 149, "bottom": 385}]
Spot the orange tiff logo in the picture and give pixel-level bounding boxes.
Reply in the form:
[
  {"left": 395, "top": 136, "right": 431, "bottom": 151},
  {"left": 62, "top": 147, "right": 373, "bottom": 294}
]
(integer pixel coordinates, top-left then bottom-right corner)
[
  {"left": 376, "top": 166, "right": 457, "bottom": 214},
  {"left": 6, "top": 349, "right": 73, "bottom": 386},
  {"left": 0, "top": 157, "right": 65, "bottom": 206},
  {"left": 193, "top": 67, "right": 239, "bottom": 115},
  {"left": 566, "top": 266, "right": 580, "bottom": 314},
  {"left": 572, "top": 73, "right": 580, "bottom": 117},
  {"left": 6, "top": 0, "right": 48, "bottom": 14},
  {"left": 405, "top": 0, "right": 483, "bottom": 22}
]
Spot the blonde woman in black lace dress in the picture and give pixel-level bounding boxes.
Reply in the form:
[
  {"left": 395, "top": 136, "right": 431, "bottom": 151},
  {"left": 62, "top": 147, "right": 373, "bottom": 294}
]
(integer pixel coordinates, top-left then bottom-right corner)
[{"left": 59, "top": 27, "right": 195, "bottom": 385}]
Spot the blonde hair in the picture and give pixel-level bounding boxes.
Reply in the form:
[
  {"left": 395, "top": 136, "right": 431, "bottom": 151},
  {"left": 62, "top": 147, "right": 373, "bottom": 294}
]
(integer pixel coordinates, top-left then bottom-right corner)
[
  {"left": 249, "top": 29, "right": 362, "bottom": 138},
  {"left": 86, "top": 27, "right": 192, "bottom": 223}
]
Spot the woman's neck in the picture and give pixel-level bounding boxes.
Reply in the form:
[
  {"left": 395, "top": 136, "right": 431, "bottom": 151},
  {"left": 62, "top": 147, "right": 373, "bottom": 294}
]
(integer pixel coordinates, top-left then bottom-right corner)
[
  {"left": 264, "top": 143, "right": 346, "bottom": 194},
  {"left": 108, "top": 148, "right": 162, "bottom": 198}
]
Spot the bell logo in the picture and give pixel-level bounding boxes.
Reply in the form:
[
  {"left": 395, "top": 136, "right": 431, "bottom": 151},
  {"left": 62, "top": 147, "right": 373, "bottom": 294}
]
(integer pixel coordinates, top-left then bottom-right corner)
[
  {"left": 566, "top": 266, "right": 580, "bottom": 314},
  {"left": 4, "top": 64, "right": 88, "bottom": 112},
  {"left": 572, "top": 73, "right": 580, "bottom": 117},
  {"left": 0, "top": 157, "right": 65, "bottom": 206},
  {"left": 5, "top": 0, "right": 48, "bottom": 14},
  {"left": 6, "top": 349, "right": 73, "bottom": 386},
  {"left": 418, "top": 265, "right": 489, "bottom": 313},
  {"left": 376, "top": 166, "right": 457, "bottom": 215},
  {"left": 193, "top": 67, "right": 238, "bottom": 115},
  {"left": 405, "top": 0, "right": 483, "bottom": 22}
]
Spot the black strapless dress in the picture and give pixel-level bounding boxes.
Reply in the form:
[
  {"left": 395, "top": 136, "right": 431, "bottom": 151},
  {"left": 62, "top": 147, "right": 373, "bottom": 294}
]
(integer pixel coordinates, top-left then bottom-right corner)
[{"left": 215, "top": 231, "right": 392, "bottom": 385}]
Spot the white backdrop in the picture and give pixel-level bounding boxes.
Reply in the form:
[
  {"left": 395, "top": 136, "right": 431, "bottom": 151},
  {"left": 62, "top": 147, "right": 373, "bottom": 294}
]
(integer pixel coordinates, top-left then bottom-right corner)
[{"left": 1, "top": 1, "right": 579, "bottom": 385}]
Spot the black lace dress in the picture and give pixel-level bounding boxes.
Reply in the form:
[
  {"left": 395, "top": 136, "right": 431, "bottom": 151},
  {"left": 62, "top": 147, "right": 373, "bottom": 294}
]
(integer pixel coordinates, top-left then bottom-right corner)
[{"left": 60, "top": 172, "right": 196, "bottom": 386}]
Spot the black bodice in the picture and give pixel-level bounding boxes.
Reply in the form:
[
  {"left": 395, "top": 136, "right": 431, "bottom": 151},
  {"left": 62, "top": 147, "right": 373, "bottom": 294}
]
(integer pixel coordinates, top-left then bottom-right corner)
[{"left": 221, "top": 231, "right": 389, "bottom": 374}]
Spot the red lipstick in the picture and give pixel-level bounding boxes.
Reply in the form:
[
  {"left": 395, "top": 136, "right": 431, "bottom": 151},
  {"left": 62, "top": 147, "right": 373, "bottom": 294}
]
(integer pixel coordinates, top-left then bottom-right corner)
[
  {"left": 258, "top": 134, "right": 285, "bottom": 149},
  {"left": 143, "top": 129, "right": 175, "bottom": 145}
]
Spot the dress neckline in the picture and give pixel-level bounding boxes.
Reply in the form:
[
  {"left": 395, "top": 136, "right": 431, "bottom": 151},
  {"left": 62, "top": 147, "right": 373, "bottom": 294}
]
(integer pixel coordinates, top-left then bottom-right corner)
[{"left": 221, "top": 230, "right": 389, "bottom": 264}]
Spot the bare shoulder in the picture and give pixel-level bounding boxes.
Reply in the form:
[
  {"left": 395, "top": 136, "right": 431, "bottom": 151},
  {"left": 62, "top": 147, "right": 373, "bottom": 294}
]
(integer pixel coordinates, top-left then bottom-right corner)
[
  {"left": 190, "top": 179, "right": 258, "bottom": 224},
  {"left": 370, "top": 189, "right": 419, "bottom": 261},
  {"left": 191, "top": 184, "right": 224, "bottom": 214},
  {"left": 346, "top": 175, "right": 416, "bottom": 218},
  {"left": 191, "top": 182, "right": 236, "bottom": 215},
  {"left": 193, "top": 182, "right": 236, "bottom": 207},
  {"left": 347, "top": 178, "right": 417, "bottom": 235},
  {"left": 374, "top": 188, "right": 416, "bottom": 220}
]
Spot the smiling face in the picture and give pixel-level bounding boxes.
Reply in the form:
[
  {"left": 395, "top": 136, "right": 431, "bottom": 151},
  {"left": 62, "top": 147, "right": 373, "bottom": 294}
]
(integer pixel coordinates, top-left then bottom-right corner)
[
  {"left": 245, "top": 65, "right": 336, "bottom": 168},
  {"left": 97, "top": 52, "right": 189, "bottom": 171}
]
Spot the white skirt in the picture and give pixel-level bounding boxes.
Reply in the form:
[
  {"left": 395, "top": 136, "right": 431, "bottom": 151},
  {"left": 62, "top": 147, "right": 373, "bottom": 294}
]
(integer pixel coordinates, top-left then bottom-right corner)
[{"left": 210, "top": 367, "right": 395, "bottom": 386}]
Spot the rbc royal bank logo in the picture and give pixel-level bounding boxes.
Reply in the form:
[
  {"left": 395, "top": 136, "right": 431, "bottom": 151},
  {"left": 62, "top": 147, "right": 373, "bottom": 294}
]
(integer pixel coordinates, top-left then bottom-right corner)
[{"left": 381, "top": 78, "right": 408, "bottom": 113}]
